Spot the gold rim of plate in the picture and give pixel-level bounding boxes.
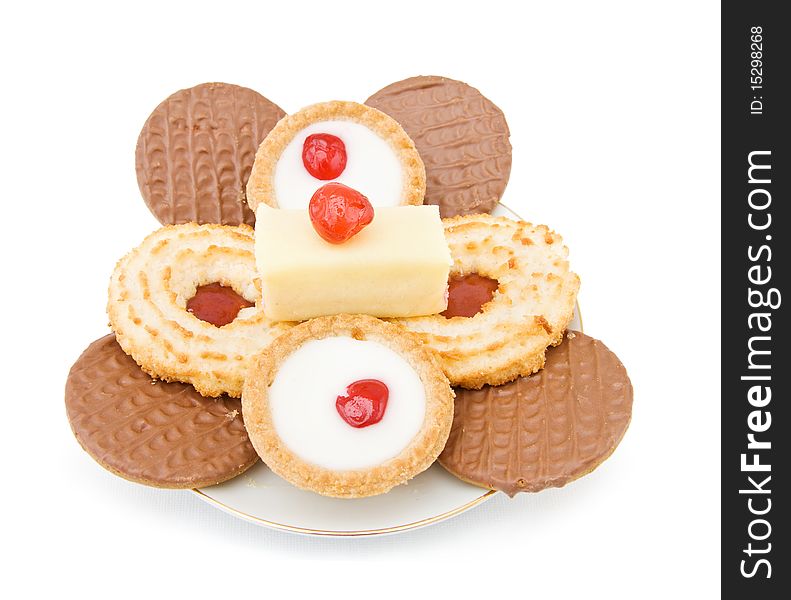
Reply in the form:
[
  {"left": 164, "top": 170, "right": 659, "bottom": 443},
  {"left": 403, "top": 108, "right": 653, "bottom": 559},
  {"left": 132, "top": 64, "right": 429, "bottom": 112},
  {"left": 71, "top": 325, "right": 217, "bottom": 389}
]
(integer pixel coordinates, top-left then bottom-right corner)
[
  {"left": 192, "top": 487, "right": 499, "bottom": 536},
  {"left": 192, "top": 201, "right": 583, "bottom": 536}
]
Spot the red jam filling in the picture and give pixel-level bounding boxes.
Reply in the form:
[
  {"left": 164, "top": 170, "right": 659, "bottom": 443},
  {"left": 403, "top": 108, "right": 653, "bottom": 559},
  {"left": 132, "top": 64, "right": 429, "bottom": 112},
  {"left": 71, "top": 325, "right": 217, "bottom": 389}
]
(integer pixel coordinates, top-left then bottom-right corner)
[
  {"left": 336, "top": 379, "right": 389, "bottom": 428},
  {"left": 441, "top": 274, "right": 499, "bottom": 318},
  {"left": 309, "top": 182, "right": 374, "bottom": 244},
  {"left": 186, "top": 283, "right": 254, "bottom": 327},
  {"left": 302, "top": 133, "right": 347, "bottom": 180}
]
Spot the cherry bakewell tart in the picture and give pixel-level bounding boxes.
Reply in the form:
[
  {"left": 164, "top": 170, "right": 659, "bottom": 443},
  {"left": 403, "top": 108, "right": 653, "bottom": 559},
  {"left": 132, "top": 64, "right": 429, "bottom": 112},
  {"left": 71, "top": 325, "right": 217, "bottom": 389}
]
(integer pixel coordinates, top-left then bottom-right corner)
[
  {"left": 242, "top": 314, "right": 454, "bottom": 498},
  {"left": 246, "top": 101, "right": 425, "bottom": 211}
]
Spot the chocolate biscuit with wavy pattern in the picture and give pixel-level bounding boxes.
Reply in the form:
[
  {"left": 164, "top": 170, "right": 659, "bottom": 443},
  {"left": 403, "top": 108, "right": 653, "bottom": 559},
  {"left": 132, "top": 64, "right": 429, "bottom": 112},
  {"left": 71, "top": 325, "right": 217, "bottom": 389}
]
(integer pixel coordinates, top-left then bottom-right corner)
[
  {"left": 439, "top": 331, "right": 632, "bottom": 496},
  {"left": 366, "top": 76, "right": 511, "bottom": 218},
  {"left": 136, "top": 82, "right": 285, "bottom": 226},
  {"left": 65, "top": 335, "right": 258, "bottom": 488}
]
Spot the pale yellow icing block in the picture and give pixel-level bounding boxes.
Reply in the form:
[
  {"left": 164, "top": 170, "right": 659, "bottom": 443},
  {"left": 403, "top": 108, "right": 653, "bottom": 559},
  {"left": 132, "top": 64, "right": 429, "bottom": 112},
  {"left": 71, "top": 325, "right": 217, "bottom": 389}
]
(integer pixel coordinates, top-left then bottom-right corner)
[{"left": 255, "top": 205, "right": 451, "bottom": 321}]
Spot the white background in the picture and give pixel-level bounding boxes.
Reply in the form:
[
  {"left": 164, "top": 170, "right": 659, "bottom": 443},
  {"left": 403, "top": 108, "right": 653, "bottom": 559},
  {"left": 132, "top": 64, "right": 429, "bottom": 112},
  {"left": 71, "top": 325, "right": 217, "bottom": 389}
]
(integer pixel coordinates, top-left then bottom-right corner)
[{"left": 2, "top": 1, "right": 720, "bottom": 598}]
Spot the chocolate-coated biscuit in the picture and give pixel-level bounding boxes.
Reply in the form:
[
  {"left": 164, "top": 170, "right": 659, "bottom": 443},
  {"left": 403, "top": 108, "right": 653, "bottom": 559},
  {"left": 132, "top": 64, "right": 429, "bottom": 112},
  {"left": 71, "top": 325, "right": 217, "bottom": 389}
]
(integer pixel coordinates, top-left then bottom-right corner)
[
  {"left": 65, "top": 335, "right": 258, "bottom": 488},
  {"left": 136, "top": 82, "right": 285, "bottom": 226},
  {"left": 439, "top": 331, "right": 632, "bottom": 496},
  {"left": 366, "top": 76, "right": 511, "bottom": 218}
]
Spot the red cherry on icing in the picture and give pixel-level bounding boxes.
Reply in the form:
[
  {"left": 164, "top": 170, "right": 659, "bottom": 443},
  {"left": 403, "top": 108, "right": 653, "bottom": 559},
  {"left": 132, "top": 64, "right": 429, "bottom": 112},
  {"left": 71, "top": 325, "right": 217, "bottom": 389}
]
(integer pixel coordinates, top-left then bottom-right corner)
[
  {"left": 336, "top": 379, "right": 389, "bottom": 428},
  {"left": 309, "top": 182, "right": 374, "bottom": 244},
  {"left": 302, "top": 133, "right": 347, "bottom": 180}
]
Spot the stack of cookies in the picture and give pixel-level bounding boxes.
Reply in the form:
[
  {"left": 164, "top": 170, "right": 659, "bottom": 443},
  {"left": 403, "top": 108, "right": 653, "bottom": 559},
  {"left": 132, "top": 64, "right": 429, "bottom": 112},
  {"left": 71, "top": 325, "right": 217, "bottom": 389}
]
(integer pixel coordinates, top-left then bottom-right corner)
[{"left": 66, "top": 78, "right": 632, "bottom": 500}]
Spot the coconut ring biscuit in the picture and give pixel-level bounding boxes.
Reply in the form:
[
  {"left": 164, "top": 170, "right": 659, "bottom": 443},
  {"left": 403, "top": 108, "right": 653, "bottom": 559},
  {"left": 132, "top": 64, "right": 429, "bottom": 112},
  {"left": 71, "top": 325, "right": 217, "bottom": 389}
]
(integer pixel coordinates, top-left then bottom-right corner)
[
  {"left": 366, "top": 76, "right": 512, "bottom": 218},
  {"left": 395, "top": 214, "right": 580, "bottom": 389},
  {"left": 242, "top": 314, "right": 454, "bottom": 498},
  {"left": 66, "top": 335, "right": 258, "bottom": 489},
  {"left": 439, "top": 331, "right": 633, "bottom": 496},
  {"left": 136, "top": 82, "right": 286, "bottom": 226},
  {"left": 246, "top": 101, "right": 425, "bottom": 211},
  {"left": 108, "top": 223, "right": 291, "bottom": 398}
]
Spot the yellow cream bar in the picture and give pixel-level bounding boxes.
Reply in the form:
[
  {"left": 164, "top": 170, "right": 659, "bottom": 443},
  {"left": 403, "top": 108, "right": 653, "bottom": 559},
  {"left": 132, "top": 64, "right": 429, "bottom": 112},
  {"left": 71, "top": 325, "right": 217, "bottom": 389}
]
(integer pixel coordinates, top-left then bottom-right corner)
[{"left": 255, "top": 205, "right": 451, "bottom": 321}]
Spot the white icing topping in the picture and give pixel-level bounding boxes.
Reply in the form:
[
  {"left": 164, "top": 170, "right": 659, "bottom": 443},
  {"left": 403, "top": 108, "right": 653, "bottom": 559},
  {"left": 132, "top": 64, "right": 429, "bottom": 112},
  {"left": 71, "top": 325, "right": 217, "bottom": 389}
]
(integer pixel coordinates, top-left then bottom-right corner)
[
  {"left": 273, "top": 120, "right": 404, "bottom": 209},
  {"left": 268, "top": 336, "right": 426, "bottom": 470}
]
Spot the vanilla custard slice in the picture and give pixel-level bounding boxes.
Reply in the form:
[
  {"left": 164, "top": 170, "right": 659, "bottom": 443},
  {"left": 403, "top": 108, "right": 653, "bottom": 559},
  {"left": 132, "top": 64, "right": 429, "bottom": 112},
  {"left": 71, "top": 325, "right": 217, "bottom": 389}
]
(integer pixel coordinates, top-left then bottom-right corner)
[{"left": 255, "top": 205, "right": 451, "bottom": 321}]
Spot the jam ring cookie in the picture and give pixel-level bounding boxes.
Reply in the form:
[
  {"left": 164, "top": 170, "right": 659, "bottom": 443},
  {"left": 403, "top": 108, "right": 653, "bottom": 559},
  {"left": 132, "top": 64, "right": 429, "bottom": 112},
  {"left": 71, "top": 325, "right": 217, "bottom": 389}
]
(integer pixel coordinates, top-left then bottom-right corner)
[
  {"left": 395, "top": 214, "right": 580, "bottom": 389},
  {"left": 108, "top": 223, "right": 291, "bottom": 398},
  {"left": 246, "top": 101, "right": 425, "bottom": 211},
  {"left": 242, "top": 314, "right": 454, "bottom": 498}
]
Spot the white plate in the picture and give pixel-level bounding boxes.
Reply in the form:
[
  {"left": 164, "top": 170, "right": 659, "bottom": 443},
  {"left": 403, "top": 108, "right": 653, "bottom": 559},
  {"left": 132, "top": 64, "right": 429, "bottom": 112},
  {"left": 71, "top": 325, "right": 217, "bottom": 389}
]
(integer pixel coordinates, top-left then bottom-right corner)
[{"left": 194, "top": 204, "right": 582, "bottom": 536}]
